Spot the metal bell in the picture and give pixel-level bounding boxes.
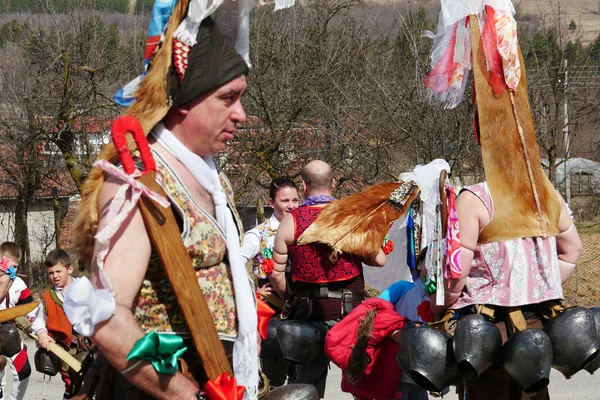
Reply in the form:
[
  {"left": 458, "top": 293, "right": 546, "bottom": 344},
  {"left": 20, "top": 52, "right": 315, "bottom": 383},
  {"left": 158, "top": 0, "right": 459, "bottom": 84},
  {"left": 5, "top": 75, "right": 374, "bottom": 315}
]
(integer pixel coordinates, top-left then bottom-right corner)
[
  {"left": 404, "top": 324, "right": 459, "bottom": 394},
  {"left": 584, "top": 307, "right": 600, "bottom": 374},
  {"left": 543, "top": 306, "right": 599, "bottom": 377},
  {"left": 261, "top": 318, "right": 284, "bottom": 361},
  {"left": 453, "top": 314, "right": 502, "bottom": 381},
  {"left": 503, "top": 329, "right": 553, "bottom": 395},
  {"left": 396, "top": 321, "right": 419, "bottom": 374},
  {"left": 276, "top": 320, "right": 325, "bottom": 365}
]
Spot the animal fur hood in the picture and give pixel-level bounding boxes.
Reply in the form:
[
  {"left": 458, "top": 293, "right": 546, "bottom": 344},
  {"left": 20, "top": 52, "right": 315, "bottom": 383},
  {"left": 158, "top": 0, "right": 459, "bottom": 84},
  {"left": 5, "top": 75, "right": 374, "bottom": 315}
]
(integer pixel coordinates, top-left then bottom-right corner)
[{"left": 325, "top": 298, "right": 407, "bottom": 399}]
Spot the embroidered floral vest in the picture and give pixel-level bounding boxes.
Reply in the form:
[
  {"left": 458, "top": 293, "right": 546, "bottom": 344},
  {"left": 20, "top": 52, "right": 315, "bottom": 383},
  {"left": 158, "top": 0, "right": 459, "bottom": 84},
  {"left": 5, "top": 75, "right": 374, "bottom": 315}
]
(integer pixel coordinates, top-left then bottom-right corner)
[
  {"left": 133, "top": 150, "right": 243, "bottom": 342},
  {"left": 251, "top": 221, "right": 276, "bottom": 280},
  {"left": 289, "top": 205, "right": 362, "bottom": 283}
]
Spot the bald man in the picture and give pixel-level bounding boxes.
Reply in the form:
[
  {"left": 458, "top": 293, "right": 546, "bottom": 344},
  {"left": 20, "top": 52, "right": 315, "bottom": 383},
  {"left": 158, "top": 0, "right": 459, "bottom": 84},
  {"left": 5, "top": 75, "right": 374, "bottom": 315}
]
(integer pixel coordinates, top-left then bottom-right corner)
[{"left": 271, "top": 160, "right": 385, "bottom": 396}]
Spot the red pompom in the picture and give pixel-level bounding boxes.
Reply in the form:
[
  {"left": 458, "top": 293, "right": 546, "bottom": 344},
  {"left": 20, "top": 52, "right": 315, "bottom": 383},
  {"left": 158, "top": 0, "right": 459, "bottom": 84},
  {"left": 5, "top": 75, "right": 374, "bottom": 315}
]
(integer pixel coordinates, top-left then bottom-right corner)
[
  {"left": 261, "top": 259, "right": 274, "bottom": 275},
  {"left": 382, "top": 240, "right": 394, "bottom": 255},
  {"left": 417, "top": 300, "right": 434, "bottom": 322}
]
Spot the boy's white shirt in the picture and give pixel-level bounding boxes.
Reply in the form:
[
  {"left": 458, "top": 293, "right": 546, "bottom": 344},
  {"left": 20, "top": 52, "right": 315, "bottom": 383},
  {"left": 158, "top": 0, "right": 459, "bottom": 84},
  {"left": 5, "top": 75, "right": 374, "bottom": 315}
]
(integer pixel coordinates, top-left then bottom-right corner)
[
  {"left": 0, "top": 277, "right": 29, "bottom": 310},
  {"left": 0, "top": 276, "right": 38, "bottom": 324},
  {"left": 30, "top": 277, "right": 77, "bottom": 335}
]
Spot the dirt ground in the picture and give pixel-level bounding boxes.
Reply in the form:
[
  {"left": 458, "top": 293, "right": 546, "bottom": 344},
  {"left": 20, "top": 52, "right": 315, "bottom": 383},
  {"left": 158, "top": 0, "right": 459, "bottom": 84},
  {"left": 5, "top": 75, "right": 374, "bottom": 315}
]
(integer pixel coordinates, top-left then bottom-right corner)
[{"left": 563, "top": 229, "right": 600, "bottom": 307}]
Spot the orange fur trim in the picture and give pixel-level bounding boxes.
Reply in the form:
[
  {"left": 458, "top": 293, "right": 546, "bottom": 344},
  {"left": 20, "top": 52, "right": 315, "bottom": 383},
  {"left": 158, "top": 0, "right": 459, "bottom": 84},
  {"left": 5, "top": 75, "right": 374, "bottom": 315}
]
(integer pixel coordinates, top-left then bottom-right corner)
[
  {"left": 73, "top": 0, "right": 190, "bottom": 266},
  {"left": 297, "top": 182, "right": 419, "bottom": 263},
  {"left": 471, "top": 19, "right": 560, "bottom": 244}
]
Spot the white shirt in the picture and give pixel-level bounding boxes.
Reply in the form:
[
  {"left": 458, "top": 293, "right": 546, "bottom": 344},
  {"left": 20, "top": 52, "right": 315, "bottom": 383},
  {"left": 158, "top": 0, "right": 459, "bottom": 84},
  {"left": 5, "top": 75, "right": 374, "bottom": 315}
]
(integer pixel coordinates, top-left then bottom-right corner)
[
  {"left": 0, "top": 277, "right": 30, "bottom": 310},
  {"left": 240, "top": 214, "right": 280, "bottom": 261}
]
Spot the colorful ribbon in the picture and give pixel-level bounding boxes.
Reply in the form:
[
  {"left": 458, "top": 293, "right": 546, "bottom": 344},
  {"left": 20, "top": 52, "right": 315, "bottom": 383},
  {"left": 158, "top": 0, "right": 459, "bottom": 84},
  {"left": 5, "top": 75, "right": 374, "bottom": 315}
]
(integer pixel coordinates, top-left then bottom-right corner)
[
  {"left": 93, "top": 159, "right": 170, "bottom": 292},
  {"left": 444, "top": 186, "right": 462, "bottom": 279},
  {"left": 260, "top": 247, "right": 273, "bottom": 259},
  {"left": 114, "top": 0, "right": 178, "bottom": 106},
  {"left": 406, "top": 209, "right": 417, "bottom": 279},
  {"left": 0, "top": 257, "right": 16, "bottom": 280},
  {"left": 423, "top": 277, "right": 437, "bottom": 296},
  {"left": 126, "top": 332, "right": 187, "bottom": 375},
  {"left": 256, "top": 294, "right": 275, "bottom": 340},
  {"left": 204, "top": 372, "right": 245, "bottom": 400}
]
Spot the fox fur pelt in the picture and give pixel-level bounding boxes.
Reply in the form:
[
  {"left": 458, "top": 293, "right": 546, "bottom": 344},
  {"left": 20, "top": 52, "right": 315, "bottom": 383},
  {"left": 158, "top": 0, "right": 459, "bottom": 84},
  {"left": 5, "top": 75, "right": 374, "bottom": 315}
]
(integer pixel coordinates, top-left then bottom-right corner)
[
  {"left": 74, "top": 0, "right": 190, "bottom": 266},
  {"left": 297, "top": 182, "right": 419, "bottom": 263},
  {"left": 471, "top": 19, "right": 561, "bottom": 243}
]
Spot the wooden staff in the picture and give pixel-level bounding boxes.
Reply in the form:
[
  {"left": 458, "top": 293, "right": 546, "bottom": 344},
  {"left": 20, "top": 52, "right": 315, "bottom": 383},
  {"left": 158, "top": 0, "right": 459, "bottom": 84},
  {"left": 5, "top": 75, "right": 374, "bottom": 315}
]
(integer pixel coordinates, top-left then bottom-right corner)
[{"left": 29, "top": 333, "right": 82, "bottom": 372}]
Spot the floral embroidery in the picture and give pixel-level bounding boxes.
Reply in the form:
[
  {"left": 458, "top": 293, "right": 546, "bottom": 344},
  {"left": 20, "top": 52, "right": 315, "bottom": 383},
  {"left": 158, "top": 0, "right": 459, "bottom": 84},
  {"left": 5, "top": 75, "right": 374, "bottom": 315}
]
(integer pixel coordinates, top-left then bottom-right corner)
[
  {"left": 132, "top": 151, "right": 238, "bottom": 340},
  {"left": 253, "top": 222, "right": 276, "bottom": 279},
  {"left": 417, "top": 300, "right": 434, "bottom": 322}
]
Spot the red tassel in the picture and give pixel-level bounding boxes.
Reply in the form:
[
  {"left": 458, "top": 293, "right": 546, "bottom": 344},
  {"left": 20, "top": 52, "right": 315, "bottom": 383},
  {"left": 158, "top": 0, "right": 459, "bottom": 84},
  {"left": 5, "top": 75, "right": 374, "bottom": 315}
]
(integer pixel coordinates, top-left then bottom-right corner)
[{"left": 256, "top": 294, "right": 276, "bottom": 340}]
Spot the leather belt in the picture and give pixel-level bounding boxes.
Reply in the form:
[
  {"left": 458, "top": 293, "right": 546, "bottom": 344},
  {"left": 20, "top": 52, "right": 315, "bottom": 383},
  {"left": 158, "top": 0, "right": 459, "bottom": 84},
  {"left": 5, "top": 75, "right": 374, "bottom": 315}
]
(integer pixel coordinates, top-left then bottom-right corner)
[{"left": 296, "top": 287, "right": 364, "bottom": 301}]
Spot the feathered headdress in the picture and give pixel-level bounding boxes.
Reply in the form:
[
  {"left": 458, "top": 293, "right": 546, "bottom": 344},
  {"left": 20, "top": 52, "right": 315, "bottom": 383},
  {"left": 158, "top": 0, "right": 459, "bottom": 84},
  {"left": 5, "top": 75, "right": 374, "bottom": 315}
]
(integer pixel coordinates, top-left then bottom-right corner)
[{"left": 297, "top": 181, "right": 420, "bottom": 263}]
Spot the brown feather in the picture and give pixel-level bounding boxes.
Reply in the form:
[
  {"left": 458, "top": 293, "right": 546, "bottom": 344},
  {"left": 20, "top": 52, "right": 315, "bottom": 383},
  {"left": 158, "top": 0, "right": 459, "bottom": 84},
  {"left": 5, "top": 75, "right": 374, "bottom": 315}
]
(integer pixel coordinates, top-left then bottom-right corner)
[
  {"left": 74, "top": 0, "right": 190, "bottom": 266},
  {"left": 297, "top": 182, "right": 419, "bottom": 263}
]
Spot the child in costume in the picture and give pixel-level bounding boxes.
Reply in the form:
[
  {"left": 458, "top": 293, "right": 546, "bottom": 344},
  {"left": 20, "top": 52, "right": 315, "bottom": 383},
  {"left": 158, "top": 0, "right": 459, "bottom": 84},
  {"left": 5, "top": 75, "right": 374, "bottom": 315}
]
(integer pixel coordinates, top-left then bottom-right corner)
[
  {"left": 379, "top": 249, "right": 430, "bottom": 400},
  {"left": 0, "top": 242, "right": 33, "bottom": 400},
  {"left": 31, "top": 249, "right": 94, "bottom": 399}
]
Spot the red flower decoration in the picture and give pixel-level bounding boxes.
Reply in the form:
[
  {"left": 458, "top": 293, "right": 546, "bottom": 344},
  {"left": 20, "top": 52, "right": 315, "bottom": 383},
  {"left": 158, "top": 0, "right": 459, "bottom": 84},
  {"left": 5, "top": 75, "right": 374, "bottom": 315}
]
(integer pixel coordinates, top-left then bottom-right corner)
[
  {"left": 417, "top": 300, "right": 434, "bottom": 322},
  {"left": 205, "top": 372, "right": 245, "bottom": 400},
  {"left": 382, "top": 240, "right": 394, "bottom": 255},
  {"left": 261, "top": 259, "right": 274, "bottom": 275}
]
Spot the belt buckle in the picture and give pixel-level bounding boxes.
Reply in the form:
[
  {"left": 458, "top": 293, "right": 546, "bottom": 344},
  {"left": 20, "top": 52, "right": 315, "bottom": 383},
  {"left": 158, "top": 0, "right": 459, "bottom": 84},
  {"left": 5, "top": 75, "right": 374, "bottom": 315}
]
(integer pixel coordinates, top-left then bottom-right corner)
[
  {"left": 341, "top": 290, "right": 353, "bottom": 317},
  {"left": 318, "top": 286, "right": 329, "bottom": 299}
]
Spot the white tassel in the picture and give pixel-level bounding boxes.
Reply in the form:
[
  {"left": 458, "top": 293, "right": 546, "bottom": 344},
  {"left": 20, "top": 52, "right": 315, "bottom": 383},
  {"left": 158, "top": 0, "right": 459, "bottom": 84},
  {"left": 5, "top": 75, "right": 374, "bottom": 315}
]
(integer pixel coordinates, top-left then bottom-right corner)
[{"left": 274, "top": 0, "right": 296, "bottom": 11}]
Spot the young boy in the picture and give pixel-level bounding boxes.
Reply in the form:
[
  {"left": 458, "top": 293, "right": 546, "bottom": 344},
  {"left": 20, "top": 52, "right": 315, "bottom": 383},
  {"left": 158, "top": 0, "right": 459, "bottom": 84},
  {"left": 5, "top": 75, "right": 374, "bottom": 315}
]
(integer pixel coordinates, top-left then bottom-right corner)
[
  {"left": 0, "top": 242, "right": 33, "bottom": 400},
  {"left": 30, "top": 249, "right": 92, "bottom": 399},
  {"left": 379, "top": 248, "right": 431, "bottom": 400}
]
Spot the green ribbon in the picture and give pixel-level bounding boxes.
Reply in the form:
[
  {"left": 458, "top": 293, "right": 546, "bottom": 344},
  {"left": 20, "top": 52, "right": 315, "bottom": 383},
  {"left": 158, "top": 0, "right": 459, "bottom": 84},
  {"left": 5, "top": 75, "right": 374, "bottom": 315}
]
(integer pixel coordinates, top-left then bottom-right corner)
[
  {"left": 423, "top": 278, "right": 437, "bottom": 295},
  {"left": 261, "top": 247, "right": 273, "bottom": 259},
  {"left": 126, "top": 332, "right": 187, "bottom": 375}
]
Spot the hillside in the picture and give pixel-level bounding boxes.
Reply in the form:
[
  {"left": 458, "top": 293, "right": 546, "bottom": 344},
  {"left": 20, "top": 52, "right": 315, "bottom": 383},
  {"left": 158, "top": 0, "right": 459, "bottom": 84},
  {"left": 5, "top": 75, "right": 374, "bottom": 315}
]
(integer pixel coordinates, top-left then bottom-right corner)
[{"left": 516, "top": 0, "right": 600, "bottom": 43}]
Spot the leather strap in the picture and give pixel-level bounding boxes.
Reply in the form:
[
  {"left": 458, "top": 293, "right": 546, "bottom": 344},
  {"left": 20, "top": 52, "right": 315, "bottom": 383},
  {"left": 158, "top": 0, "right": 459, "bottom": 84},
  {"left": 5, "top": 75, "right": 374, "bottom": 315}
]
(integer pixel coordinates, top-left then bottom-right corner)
[
  {"left": 506, "top": 307, "right": 527, "bottom": 333},
  {"left": 539, "top": 299, "right": 570, "bottom": 320},
  {"left": 296, "top": 288, "right": 364, "bottom": 301},
  {"left": 432, "top": 309, "right": 457, "bottom": 335},
  {"left": 475, "top": 304, "right": 496, "bottom": 320}
]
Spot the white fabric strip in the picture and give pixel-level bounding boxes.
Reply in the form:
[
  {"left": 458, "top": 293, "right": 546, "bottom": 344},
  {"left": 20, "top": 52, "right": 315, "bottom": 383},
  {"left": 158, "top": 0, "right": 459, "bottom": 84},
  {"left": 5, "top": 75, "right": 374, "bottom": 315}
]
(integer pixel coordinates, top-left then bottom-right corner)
[{"left": 151, "top": 123, "right": 258, "bottom": 400}]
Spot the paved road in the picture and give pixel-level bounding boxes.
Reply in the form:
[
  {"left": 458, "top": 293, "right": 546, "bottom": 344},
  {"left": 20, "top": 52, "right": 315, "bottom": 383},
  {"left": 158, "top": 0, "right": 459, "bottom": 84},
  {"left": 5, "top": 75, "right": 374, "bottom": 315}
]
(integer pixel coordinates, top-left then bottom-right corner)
[
  {"left": 6, "top": 339, "right": 600, "bottom": 399},
  {"left": 4, "top": 338, "right": 64, "bottom": 399},
  {"left": 324, "top": 362, "right": 600, "bottom": 400}
]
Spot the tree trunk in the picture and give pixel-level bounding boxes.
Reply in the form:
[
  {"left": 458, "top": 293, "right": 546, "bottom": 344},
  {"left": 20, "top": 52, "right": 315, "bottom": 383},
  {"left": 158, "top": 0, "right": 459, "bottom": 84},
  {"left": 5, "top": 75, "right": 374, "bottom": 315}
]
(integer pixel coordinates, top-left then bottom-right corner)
[{"left": 13, "top": 197, "right": 32, "bottom": 284}]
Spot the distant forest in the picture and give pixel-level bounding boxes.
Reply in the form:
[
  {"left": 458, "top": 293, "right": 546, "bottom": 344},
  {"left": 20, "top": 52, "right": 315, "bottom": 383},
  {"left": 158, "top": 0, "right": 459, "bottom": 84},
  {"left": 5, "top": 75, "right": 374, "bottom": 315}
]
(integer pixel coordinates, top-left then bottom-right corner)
[{"left": 0, "top": 0, "right": 154, "bottom": 14}]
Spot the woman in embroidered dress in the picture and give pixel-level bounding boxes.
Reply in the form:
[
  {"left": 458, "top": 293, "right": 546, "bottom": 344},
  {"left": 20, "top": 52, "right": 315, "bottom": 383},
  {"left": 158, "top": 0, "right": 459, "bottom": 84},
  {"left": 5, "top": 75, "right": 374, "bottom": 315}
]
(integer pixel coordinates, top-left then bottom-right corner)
[{"left": 241, "top": 178, "right": 300, "bottom": 300}]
